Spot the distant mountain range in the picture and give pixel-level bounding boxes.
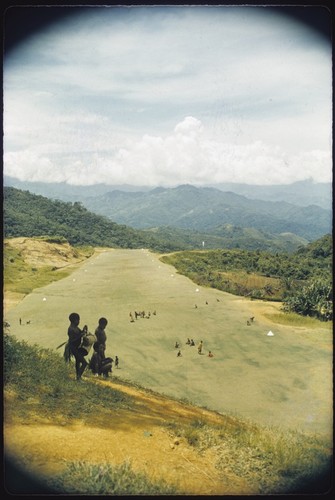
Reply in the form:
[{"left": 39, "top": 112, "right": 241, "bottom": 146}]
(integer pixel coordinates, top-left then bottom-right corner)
[
  {"left": 211, "top": 180, "right": 332, "bottom": 210},
  {"left": 83, "top": 184, "right": 331, "bottom": 241},
  {"left": 3, "top": 176, "right": 332, "bottom": 210},
  {"left": 3, "top": 177, "right": 332, "bottom": 244}
]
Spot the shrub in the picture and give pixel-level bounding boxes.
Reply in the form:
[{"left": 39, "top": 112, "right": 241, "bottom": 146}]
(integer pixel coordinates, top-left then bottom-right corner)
[
  {"left": 49, "top": 460, "right": 181, "bottom": 495},
  {"left": 283, "top": 279, "right": 333, "bottom": 321}
]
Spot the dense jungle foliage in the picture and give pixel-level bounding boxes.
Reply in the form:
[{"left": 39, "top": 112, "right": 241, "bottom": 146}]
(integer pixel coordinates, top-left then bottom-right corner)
[
  {"left": 161, "top": 234, "right": 333, "bottom": 321},
  {"left": 3, "top": 187, "right": 179, "bottom": 252}
]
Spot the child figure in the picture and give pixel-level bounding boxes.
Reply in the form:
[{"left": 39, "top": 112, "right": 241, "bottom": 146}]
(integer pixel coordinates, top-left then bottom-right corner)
[
  {"left": 89, "top": 343, "right": 113, "bottom": 378},
  {"left": 67, "top": 312, "right": 88, "bottom": 381},
  {"left": 94, "top": 317, "right": 108, "bottom": 359}
]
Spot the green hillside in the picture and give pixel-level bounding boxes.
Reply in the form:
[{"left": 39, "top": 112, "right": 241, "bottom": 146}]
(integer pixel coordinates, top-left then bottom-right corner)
[
  {"left": 4, "top": 187, "right": 310, "bottom": 253},
  {"left": 83, "top": 184, "right": 331, "bottom": 240},
  {"left": 161, "top": 234, "right": 333, "bottom": 320},
  {"left": 144, "top": 225, "right": 308, "bottom": 253},
  {"left": 3, "top": 187, "right": 176, "bottom": 252}
]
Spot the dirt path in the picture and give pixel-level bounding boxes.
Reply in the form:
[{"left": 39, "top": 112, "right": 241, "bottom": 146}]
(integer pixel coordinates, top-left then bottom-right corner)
[{"left": 5, "top": 377, "right": 254, "bottom": 495}]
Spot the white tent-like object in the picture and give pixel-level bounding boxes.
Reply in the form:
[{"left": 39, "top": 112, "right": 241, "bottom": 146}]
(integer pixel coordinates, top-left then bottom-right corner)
[{"left": 267, "top": 331, "right": 274, "bottom": 336}]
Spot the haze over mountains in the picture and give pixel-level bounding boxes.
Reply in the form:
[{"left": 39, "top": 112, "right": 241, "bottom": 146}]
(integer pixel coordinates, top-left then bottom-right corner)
[
  {"left": 4, "top": 177, "right": 331, "bottom": 210},
  {"left": 83, "top": 184, "right": 331, "bottom": 239},
  {"left": 4, "top": 177, "right": 331, "bottom": 244}
]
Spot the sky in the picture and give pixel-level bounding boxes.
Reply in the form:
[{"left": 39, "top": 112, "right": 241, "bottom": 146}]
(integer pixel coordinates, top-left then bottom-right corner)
[{"left": 3, "top": 5, "right": 332, "bottom": 187}]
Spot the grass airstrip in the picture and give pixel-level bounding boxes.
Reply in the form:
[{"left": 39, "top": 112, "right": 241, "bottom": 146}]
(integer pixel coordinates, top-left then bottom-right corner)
[{"left": 3, "top": 239, "right": 333, "bottom": 494}]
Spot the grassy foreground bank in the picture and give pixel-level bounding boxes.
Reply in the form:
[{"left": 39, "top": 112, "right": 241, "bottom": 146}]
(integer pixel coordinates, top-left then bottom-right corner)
[{"left": 4, "top": 334, "right": 332, "bottom": 495}]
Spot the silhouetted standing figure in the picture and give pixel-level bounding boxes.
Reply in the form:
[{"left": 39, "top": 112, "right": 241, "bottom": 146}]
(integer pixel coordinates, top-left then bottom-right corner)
[
  {"left": 94, "top": 317, "right": 108, "bottom": 359},
  {"left": 67, "top": 312, "right": 88, "bottom": 381}
]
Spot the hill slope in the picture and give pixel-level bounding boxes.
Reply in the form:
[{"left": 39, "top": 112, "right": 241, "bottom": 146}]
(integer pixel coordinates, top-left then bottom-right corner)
[
  {"left": 3, "top": 187, "right": 175, "bottom": 252},
  {"left": 83, "top": 184, "right": 331, "bottom": 240},
  {"left": 4, "top": 186, "right": 312, "bottom": 253}
]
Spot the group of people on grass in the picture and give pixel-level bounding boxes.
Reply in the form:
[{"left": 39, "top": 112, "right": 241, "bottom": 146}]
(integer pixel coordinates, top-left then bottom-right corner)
[
  {"left": 175, "top": 338, "right": 214, "bottom": 358},
  {"left": 67, "top": 312, "right": 118, "bottom": 381},
  {"left": 129, "top": 309, "right": 157, "bottom": 322},
  {"left": 67, "top": 311, "right": 214, "bottom": 380}
]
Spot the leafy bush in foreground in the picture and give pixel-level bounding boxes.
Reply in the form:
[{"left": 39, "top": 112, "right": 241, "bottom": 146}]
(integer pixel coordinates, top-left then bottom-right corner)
[{"left": 283, "top": 279, "right": 333, "bottom": 321}]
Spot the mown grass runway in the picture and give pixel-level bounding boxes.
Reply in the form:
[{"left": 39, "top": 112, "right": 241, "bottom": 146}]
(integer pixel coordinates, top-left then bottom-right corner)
[{"left": 6, "top": 248, "right": 332, "bottom": 437}]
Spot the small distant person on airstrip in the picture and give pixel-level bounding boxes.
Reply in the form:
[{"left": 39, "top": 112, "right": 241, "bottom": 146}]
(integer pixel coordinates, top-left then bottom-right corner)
[
  {"left": 208, "top": 350, "right": 214, "bottom": 358},
  {"left": 197, "top": 340, "right": 203, "bottom": 355}
]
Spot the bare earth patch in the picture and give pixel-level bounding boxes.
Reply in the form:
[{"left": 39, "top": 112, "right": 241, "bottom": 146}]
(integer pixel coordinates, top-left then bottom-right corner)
[
  {"left": 4, "top": 378, "right": 254, "bottom": 495},
  {"left": 5, "top": 237, "right": 87, "bottom": 269}
]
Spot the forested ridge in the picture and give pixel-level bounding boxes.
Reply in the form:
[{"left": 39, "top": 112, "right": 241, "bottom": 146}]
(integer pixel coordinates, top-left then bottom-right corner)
[
  {"left": 2, "top": 186, "right": 319, "bottom": 253},
  {"left": 3, "top": 187, "right": 177, "bottom": 252},
  {"left": 82, "top": 184, "right": 331, "bottom": 241}
]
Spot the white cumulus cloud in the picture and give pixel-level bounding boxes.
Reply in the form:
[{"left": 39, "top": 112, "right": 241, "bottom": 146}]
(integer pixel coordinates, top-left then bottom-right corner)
[
  {"left": 5, "top": 116, "right": 331, "bottom": 186},
  {"left": 3, "top": 6, "right": 332, "bottom": 187}
]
